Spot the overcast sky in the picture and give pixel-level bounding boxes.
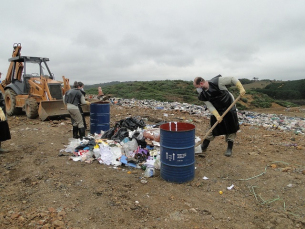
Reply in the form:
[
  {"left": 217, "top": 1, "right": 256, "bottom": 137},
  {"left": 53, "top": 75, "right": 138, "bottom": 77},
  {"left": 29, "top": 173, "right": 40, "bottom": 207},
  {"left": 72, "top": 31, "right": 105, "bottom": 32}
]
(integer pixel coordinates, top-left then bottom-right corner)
[{"left": 1, "top": 0, "right": 304, "bottom": 84}]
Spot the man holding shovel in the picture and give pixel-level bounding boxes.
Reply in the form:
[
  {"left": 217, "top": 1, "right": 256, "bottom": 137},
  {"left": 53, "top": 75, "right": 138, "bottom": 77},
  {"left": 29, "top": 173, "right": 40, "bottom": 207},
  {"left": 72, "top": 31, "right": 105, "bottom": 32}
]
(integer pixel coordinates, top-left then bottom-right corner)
[{"left": 193, "top": 75, "right": 246, "bottom": 157}]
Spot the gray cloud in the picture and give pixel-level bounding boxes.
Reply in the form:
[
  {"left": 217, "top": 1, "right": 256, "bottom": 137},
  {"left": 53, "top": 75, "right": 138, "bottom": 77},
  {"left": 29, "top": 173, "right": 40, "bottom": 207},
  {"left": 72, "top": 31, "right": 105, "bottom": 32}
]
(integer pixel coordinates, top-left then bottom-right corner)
[{"left": 0, "top": 0, "right": 304, "bottom": 85}]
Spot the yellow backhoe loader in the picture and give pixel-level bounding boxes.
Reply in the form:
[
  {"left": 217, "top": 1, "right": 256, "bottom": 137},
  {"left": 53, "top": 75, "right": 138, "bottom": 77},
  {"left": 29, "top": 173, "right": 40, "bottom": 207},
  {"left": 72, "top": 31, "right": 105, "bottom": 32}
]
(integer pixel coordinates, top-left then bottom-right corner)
[{"left": 0, "top": 43, "right": 74, "bottom": 120}]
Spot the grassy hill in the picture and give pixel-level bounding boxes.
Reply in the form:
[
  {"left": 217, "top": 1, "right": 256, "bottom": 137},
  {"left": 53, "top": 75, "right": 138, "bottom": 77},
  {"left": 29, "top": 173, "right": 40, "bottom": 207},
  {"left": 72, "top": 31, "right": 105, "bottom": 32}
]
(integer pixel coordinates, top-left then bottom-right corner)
[
  {"left": 86, "top": 80, "right": 196, "bottom": 104},
  {"left": 243, "top": 80, "right": 272, "bottom": 90},
  {"left": 84, "top": 79, "right": 304, "bottom": 109},
  {"left": 255, "top": 79, "right": 305, "bottom": 101}
]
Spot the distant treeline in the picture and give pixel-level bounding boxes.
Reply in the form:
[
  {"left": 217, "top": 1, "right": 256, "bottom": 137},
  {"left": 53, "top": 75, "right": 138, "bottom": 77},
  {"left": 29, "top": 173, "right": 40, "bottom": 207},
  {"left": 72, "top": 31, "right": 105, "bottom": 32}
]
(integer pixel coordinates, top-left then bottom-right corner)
[{"left": 85, "top": 81, "right": 123, "bottom": 89}]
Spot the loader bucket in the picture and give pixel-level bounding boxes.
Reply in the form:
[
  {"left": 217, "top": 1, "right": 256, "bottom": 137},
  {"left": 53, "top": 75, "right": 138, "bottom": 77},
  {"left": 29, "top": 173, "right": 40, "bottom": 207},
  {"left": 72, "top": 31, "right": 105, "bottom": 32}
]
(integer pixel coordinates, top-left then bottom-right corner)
[{"left": 38, "top": 100, "right": 70, "bottom": 121}]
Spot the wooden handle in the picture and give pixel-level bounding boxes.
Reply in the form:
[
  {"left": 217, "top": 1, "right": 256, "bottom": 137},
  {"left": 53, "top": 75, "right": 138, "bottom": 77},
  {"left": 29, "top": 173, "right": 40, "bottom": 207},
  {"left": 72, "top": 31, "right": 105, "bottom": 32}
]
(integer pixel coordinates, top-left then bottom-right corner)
[{"left": 202, "top": 95, "right": 241, "bottom": 140}]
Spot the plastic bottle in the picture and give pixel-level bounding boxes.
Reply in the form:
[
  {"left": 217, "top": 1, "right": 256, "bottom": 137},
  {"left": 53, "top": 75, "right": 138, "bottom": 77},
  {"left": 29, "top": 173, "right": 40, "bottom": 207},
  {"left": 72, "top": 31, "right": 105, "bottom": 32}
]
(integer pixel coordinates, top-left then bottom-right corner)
[{"left": 144, "top": 168, "right": 155, "bottom": 177}]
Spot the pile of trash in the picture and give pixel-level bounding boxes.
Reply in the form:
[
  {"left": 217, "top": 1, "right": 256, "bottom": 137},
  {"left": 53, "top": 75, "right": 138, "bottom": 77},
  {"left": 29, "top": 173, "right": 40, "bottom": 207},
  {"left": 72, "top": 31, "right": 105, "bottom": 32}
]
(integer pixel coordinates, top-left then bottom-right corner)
[
  {"left": 89, "top": 95, "right": 305, "bottom": 134},
  {"left": 116, "top": 98, "right": 209, "bottom": 116},
  {"left": 61, "top": 116, "right": 163, "bottom": 177},
  {"left": 239, "top": 111, "right": 305, "bottom": 134},
  {"left": 61, "top": 99, "right": 305, "bottom": 173},
  {"left": 114, "top": 98, "right": 305, "bottom": 134}
]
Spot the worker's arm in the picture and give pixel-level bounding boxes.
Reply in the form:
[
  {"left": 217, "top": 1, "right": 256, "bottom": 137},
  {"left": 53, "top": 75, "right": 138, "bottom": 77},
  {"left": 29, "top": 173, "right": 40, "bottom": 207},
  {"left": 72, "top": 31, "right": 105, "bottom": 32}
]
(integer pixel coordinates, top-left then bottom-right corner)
[
  {"left": 219, "top": 76, "right": 246, "bottom": 96},
  {"left": 80, "top": 95, "right": 90, "bottom": 105},
  {"left": 0, "top": 107, "right": 6, "bottom": 121},
  {"left": 204, "top": 101, "right": 222, "bottom": 123}
]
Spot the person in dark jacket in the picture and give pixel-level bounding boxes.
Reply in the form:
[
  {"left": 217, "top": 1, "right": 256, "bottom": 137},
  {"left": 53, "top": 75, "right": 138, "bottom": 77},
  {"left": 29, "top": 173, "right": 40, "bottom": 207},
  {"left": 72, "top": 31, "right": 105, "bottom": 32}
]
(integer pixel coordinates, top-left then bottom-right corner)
[
  {"left": 193, "top": 75, "right": 246, "bottom": 157},
  {"left": 63, "top": 81, "right": 90, "bottom": 139},
  {"left": 0, "top": 91, "right": 11, "bottom": 152}
]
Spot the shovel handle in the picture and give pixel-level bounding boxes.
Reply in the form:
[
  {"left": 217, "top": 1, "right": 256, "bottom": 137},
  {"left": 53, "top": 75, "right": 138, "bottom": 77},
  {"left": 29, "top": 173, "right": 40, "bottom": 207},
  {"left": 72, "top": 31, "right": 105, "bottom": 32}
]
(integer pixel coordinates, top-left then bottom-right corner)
[{"left": 202, "top": 95, "right": 241, "bottom": 140}]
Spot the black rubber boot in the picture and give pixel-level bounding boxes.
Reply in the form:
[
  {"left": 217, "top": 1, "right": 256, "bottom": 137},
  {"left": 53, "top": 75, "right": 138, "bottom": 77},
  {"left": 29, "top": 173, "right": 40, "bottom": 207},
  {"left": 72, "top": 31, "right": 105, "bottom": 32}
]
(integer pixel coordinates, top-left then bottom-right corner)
[
  {"left": 79, "top": 127, "right": 86, "bottom": 140},
  {"left": 73, "top": 126, "right": 79, "bottom": 139},
  {"left": 201, "top": 139, "right": 210, "bottom": 152},
  {"left": 225, "top": 141, "right": 234, "bottom": 157}
]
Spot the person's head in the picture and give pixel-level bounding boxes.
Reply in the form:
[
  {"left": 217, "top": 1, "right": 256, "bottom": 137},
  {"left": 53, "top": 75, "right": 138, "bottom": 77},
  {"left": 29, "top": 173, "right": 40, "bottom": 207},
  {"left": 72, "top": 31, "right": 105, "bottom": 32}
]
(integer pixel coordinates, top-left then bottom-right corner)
[
  {"left": 193, "top": 77, "right": 208, "bottom": 89},
  {"left": 73, "top": 81, "right": 84, "bottom": 89}
]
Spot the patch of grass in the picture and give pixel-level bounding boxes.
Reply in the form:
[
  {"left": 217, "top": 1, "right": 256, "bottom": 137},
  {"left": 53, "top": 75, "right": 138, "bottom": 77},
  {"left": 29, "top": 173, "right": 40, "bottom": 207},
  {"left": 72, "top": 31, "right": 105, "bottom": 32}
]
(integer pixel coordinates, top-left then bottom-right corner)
[
  {"left": 236, "top": 102, "right": 248, "bottom": 110},
  {"left": 275, "top": 100, "right": 299, "bottom": 108},
  {"left": 240, "top": 97, "right": 248, "bottom": 103},
  {"left": 250, "top": 93, "right": 274, "bottom": 108}
]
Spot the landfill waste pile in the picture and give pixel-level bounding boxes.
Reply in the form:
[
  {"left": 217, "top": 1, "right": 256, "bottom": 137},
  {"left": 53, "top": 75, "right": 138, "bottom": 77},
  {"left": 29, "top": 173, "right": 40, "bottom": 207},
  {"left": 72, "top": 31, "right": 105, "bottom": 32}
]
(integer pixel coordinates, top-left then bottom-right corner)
[
  {"left": 108, "top": 98, "right": 305, "bottom": 135},
  {"left": 238, "top": 111, "right": 305, "bottom": 134},
  {"left": 61, "top": 99, "right": 305, "bottom": 178},
  {"left": 62, "top": 116, "right": 166, "bottom": 178},
  {"left": 89, "top": 96, "right": 305, "bottom": 134}
]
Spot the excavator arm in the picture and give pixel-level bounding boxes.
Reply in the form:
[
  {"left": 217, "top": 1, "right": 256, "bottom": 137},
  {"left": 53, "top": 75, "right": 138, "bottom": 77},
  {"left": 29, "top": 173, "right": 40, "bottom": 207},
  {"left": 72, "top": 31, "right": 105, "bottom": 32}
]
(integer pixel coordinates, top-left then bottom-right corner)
[{"left": 0, "top": 43, "right": 23, "bottom": 94}]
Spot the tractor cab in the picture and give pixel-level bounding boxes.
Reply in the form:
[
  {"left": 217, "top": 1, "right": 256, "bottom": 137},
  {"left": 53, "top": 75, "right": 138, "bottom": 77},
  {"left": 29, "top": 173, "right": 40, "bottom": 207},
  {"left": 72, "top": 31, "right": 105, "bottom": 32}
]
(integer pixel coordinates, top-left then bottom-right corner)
[{"left": 7, "top": 56, "right": 56, "bottom": 95}]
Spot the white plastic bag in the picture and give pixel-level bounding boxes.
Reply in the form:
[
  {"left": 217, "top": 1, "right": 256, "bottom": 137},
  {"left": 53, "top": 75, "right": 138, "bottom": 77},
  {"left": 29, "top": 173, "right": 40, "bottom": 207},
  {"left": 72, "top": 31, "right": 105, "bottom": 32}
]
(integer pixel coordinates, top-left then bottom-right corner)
[
  {"left": 195, "top": 145, "right": 202, "bottom": 154},
  {"left": 65, "top": 138, "right": 81, "bottom": 153},
  {"left": 122, "top": 138, "right": 138, "bottom": 155},
  {"left": 154, "top": 155, "right": 161, "bottom": 170}
]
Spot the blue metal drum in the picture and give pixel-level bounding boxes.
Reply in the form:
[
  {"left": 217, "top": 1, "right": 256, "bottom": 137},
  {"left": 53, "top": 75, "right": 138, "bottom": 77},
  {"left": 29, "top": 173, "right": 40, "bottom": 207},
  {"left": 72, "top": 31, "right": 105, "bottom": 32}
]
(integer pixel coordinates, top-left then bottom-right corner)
[
  {"left": 90, "top": 102, "right": 110, "bottom": 134},
  {"left": 160, "top": 122, "right": 195, "bottom": 183}
]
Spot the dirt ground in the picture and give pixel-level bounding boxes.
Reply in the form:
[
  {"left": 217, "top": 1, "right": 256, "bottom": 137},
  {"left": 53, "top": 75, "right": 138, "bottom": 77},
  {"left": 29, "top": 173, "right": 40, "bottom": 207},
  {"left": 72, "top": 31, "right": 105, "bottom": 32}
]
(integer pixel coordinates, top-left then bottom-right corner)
[{"left": 0, "top": 104, "right": 305, "bottom": 229}]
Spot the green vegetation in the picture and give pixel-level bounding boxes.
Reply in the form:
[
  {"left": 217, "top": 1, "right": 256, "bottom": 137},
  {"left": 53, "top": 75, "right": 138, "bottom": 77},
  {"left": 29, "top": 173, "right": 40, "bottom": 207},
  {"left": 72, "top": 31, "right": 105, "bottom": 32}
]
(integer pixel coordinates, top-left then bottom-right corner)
[
  {"left": 254, "top": 79, "right": 305, "bottom": 100},
  {"left": 275, "top": 100, "right": 299, "bottom": 107},
  {"left": 84, "top": 78, "right": 304, "bottom": 110},
  {"left": 86, "top": 80, "right": 202, "bottom": 105},
  {"left": 250, "top": 94, "right": 273, "bottom": 108},
  {"left": 236, "top": 102, "right": 247, "bottom": 110},
  {"left": 238, "top": 78, "right": 252, "bottom": 84},
  {"left": 240, "top": 98, "right": 248, "bottom": 103}
]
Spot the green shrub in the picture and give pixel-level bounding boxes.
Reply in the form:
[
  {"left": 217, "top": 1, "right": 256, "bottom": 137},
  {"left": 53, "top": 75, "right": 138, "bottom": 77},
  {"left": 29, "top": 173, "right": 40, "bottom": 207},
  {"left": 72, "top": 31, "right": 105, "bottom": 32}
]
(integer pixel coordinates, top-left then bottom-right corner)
[
  {"left": 240, "top": 97, "right": 248, "bottom": 103},
  {"left": 275, "top": 100, "right": 298, "bottom": 107},
  {"left": 246, "top": 90, "right": 258, "bottom": 95},
  {"left": 250, "top": 100, "right": 272, "bottom": 108},
  {"left": 236, "top": 102, "right": 248, "bottom": 110}
]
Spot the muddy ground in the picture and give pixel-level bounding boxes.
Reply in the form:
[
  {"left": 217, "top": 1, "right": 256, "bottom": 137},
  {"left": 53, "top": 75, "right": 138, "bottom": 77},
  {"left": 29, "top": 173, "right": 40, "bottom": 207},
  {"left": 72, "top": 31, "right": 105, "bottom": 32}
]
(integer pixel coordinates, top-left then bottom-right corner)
[{"left": 0, "top": 104, "right": 305, "bottom": 229}]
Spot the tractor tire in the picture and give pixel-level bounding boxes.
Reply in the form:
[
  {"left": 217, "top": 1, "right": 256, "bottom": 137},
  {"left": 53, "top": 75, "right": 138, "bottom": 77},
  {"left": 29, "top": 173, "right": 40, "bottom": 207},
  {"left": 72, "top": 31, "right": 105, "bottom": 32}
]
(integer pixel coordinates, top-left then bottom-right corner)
[
  {"left": 4, "top": 89, "right": 22, "bottom": 116},
  {"left": 25, "top": 98, "right": 39, "bottom": 119}
]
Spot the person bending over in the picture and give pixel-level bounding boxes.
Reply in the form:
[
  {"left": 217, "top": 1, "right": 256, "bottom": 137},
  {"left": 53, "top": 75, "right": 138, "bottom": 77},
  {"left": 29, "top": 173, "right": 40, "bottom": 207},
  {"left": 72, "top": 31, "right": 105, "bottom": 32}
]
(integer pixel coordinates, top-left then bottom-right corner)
[{"left": 193, "top": 75, "right": 245, "bottom": 157}]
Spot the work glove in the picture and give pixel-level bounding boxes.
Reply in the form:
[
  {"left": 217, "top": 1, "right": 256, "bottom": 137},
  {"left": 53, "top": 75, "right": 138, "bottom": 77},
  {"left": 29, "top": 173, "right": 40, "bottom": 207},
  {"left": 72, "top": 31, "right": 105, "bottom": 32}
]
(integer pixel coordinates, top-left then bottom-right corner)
[
  {"left": 0, "top": 107, "right": 6, "bottom": 121},
  {"left": 86, "top": 101, "right": 91, "bottom": 105},
  {"left": 211, "top": 109, "right": 222, "bottom": 123},
  {"left": 235, "top": 81, "right": 246, "bottom": 97}
]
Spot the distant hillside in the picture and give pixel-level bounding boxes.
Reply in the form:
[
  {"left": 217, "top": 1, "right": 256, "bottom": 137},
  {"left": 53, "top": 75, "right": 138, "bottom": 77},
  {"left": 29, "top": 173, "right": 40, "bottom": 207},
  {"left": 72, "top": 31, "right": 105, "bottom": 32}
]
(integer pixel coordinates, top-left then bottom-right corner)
[
  {"left": 86, "top": 80, "right": 197, "bottom": 104},
  {"left": 85, "top": 81, "right": 122, "bottom": 89},
  {"left": 242, "top": 80, "right": 272, "bottom": 90},
  {"left": 85, "top": 79, "right": 302, "bottom": 109},
  {"left": 255, "top": 79, "right": 305, "bottom": 101},
  {"left": 237, "top": 79, "right": 305, "bottom": 106}
]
